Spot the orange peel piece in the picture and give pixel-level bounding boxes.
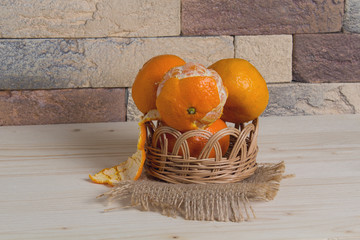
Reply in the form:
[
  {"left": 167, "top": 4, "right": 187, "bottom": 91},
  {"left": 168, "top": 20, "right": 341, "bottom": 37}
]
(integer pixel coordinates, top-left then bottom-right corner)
[{"left": 89, "top": 110, "right": 160, "bottom": 185}]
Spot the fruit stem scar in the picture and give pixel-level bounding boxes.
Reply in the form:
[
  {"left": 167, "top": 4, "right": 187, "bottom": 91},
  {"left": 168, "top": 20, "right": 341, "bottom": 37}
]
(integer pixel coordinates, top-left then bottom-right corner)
[{"left": 187, "top": 107, "right": 196, "bottom": 115}]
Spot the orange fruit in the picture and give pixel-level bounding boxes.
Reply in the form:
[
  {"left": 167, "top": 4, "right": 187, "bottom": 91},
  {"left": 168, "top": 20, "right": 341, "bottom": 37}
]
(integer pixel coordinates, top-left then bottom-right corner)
[
  {"left": 89, "top": 120, "right": 147, "bottom": 185},
  {"left": 209, "top": 58, "right": 269, "bottom": 123},
  {"left": 163, "top": 119, "right": 230, "bottom": 158},
  {"left": 132, "top": 54, "right": 186, "bottom": 114},
  {"left": 156, "top": 63, "right": 228, "bottom": 131}
]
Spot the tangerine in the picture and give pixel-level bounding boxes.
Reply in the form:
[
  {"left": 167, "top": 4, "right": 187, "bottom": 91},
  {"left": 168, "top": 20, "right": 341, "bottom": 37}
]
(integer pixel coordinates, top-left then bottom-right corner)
[
  {"left": 156, "top": 63, "right": 228, "bottom": 131},
  {"left": 162, "top": 119, "right": 230, "bottom": 158},
  {"left": 209, "top": 58, "right": 269, "bottom": 123},
  {"left": 132, "top": 54, "right": 186, "bottom": 114}
]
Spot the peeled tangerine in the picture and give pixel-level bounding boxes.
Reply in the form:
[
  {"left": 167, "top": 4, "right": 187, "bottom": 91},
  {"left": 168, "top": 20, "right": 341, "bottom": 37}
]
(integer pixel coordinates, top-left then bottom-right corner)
[
  {"left": 156, "top": 63, "right": 228, "bottom": 132},
  {"left": 90, "top": 62, "right": 229, "bottom": 185}
]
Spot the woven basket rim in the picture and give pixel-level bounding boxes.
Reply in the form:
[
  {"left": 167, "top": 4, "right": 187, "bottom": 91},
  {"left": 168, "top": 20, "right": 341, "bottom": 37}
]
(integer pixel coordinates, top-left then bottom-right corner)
[{"left": 145, "top": 119, "right": 259, "bottom": 184}]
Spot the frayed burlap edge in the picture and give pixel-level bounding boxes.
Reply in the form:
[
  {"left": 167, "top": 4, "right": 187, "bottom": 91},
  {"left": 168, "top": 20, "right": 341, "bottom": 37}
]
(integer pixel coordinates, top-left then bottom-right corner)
[{"left": 98, "top": 161, "right": 290, "bottom": 222}]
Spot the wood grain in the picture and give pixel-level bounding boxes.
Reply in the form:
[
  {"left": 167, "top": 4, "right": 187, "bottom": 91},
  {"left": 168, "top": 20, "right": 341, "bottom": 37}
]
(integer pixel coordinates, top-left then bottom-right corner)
[{"left": 1, "top": 115, "right": 360, "bottom": 240}]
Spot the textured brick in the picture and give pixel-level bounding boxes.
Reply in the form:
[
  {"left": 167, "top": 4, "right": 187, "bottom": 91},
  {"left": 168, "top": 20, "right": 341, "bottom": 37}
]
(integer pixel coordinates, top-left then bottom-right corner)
[
  {"left": 0, "top": 39, "right": 89, "bottom": 90},
  {"left": 293, "top": 34, "right": 360, "bottom": 83},
  {"left": 0, "top": 88, "right": 126, "bottom": 126},
  {"left": 344, "top": 0, "right": 360, "bottom": 33},
  {"left": 182, "top": 0, "right": 344, "bottom": 35},
  {"left": 263, "top": 83, "right": 360, "bottom": 117},
  {"left": 0, "top": 0, "right": 180, "bottom": 38},
  {"left": 0, "top": 37, "right": 234, "bottom": 90},
  {"left": 235, "top": 35, "right": 292, "bottom": 83}
]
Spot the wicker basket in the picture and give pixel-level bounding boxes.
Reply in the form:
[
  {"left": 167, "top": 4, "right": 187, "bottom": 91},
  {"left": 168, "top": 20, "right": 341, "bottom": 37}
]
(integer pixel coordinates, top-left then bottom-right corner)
[{"left": 145, "top": 119, "right": 259, "bottom": 184}]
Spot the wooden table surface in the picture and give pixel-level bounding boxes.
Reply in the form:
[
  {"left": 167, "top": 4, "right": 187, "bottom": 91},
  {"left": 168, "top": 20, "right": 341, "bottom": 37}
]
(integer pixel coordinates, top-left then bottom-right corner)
[{"left": 1, "top": 114, "right": 359, "bottom": 240}]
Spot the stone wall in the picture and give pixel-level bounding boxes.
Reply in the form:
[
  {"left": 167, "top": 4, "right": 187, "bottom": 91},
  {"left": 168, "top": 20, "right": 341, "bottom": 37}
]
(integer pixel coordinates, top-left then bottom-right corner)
[{"left": 0, "top": 0, "right": 359, "bottom": 125}]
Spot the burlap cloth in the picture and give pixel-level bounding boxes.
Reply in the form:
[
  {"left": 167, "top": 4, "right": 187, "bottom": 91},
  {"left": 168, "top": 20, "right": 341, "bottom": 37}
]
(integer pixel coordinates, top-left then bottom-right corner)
[{"left": 99, "top": 161, "right": 289, "bottom": 222}]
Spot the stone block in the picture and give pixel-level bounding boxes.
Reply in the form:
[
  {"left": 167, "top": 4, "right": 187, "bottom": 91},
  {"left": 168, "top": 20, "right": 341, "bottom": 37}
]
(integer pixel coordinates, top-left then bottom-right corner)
[
  {"left": 126, "top": 88, "right": 142, "bottom": 122},
  {"left": 0, "top": 37, "right": 234, "bottom": 90},
  {"left": 344, "top": 0, "right": 360, "bottom": 33},
  {"left": 263, "top": 83, "right": 360, "bottom": 117},
  {"left": 0, "top": 0, "right": 180, "bottom": 38},
  {"left": 0, "top": 39, "right": 89, "bottom": 90},
  {"left": 0, "top": 88, "right": 126, "bottom": 126},
  {"left": 293, "top": 34, "right": 360, "bottom": 83},
  {"left": 235, "top": 35, "right": 292, "bottom": 83},
  {"left": 182, "top": 0, "right": 344, "bottom": 35}
]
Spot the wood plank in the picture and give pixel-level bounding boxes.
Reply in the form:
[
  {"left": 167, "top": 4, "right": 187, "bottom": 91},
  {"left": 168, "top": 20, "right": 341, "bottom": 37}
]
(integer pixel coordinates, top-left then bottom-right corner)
[{"left": 0, "top": 115, "right": 360, "bottom": 240}]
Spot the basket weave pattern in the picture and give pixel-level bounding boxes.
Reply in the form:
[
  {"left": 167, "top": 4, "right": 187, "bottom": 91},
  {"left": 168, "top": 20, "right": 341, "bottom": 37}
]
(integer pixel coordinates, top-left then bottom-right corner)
[{"left": 145, "top": 119, "right": 259, "bottom": 184}]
